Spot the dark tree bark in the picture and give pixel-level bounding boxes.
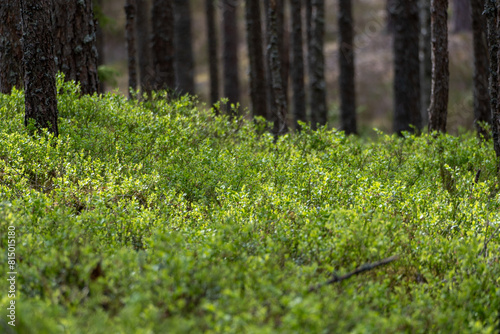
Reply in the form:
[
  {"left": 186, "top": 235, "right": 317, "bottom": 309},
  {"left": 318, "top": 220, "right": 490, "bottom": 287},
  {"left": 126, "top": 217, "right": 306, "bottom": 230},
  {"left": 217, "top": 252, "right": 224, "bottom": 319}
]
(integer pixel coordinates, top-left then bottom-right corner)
[
  {"left": 125, "top": 0, "right": 137, "bottom": 97},
  {"left": 267, "top": 0, "right": 288, "bottom": 136},
  {"left": 453, "top": 0, "right": 472, "bottom": 32},
  {"left": 290, "top": 0, "right": 306, "bottom": 129},
  {"left": 428, "top": 0, "right": 449, "bottom": 133},
  {"left": 264, "top": 0, "right": 275, "bottom": 122},
  {"left": 53, "top": 0, "right": 100, "bottom": 95},
  {"left": 386, "top": 0, "right": 396, "bottom": 33},
  {"left": 93, "top": 0, "right": 104, "bottom": 67},
  {"left": 136, "top": 0, "right": 153, "bottom": 94},
  {"left": 277, "top": 0, "right": 289, "bottom": 108},
  {"left": 206, "top": 0, "right": 219, "bottom": 106},
  {"left": 338, "top": 0, "right": 357, "bottom": 135},
  {"left": 222, "top": 0, "right": 240, "bottom": 114},
  {"left": 309, "top": 0, "right": 327, "bottom": 129},
  {"left": 391, "top": 0, "right": 421, "bottom": 135},
  {"left": 173, "top": 0, "right": 195, "bottom": 95},
  {"left": 151, "top": 0, "right": 176, "bottom": 91},
  {"left": 305, "top": 0, "right": 312, "bottom": 61},
  {"left": 93, "top": 0, "right": 105, "bottom": 93},
  {"left": 470, "top": 0, "right": 490, "bottom": 137},
  {"left": 20, "top": 0, "right": 58, "bottom": 136},
  {"left": 485, "top": 0, "right": 500, "bottom": 160},
  {"left": 246, "top": 0, "right": 268, "bottom": 118},
  {"left": 0, "top": 0, "right": 23, "bottom": 94},
  {"left": 420, "top": 0, "right": 432, "bottom": 125},
  {"left": 305, "top": 0, "right": 312, "bottom": 121}
]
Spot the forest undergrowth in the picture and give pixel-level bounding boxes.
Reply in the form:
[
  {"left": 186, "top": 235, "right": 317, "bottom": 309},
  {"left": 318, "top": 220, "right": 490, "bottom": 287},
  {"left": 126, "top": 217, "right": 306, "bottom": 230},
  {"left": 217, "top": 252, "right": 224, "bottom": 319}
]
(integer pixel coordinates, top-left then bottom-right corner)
[{"left": 0, "top": 77, "right": 499, "bottom": 333}]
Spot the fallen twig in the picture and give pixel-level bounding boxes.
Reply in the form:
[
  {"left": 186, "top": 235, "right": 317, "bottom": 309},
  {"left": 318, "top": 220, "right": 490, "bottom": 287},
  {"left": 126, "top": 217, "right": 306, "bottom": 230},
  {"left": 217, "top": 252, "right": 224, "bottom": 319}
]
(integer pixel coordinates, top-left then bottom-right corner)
[
  {"left": 308, "top": 255, "right": 399, "bottom": 292},
  {"left": 478, "top": 223, "right": 500, "bottom": 258},
  {"left": 474, "top": 169, "right": 481, "bottom": 184}
]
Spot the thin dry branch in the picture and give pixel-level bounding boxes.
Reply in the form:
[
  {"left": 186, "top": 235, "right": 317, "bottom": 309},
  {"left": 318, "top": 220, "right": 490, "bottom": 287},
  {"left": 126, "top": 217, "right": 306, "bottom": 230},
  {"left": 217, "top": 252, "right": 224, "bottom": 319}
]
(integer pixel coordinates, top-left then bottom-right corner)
[
  {"left": 308, "top": 255, "right": 399, "bottom": 292},
  {"left": 474, "top": 169, "right": 481, "bottom": 184},
  {"left": 478, "top": 223, "right": 500, "bottom": 258}
]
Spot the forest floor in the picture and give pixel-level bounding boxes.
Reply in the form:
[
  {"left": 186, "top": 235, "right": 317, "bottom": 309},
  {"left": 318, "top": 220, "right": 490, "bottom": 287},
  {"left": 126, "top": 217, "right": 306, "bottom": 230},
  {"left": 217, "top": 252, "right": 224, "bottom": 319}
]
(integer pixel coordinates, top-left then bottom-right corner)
[{"left": 0, "top": 79, "right": 498, "bottom": 332}]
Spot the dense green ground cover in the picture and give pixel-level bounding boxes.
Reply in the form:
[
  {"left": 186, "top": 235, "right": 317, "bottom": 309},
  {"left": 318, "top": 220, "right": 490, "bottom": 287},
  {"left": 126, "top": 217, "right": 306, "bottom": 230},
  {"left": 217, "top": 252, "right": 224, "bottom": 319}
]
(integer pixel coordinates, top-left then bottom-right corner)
[{"left": 0, "top": 78, "right": 499, "bottom": 333}]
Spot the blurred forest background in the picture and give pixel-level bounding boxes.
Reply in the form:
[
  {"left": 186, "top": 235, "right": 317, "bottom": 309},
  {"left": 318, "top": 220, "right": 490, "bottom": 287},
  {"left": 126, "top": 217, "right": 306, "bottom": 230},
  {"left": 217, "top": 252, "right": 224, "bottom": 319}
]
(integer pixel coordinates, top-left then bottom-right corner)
[{"left": 99, "top": 0, "right": 474, "bottom": 135}]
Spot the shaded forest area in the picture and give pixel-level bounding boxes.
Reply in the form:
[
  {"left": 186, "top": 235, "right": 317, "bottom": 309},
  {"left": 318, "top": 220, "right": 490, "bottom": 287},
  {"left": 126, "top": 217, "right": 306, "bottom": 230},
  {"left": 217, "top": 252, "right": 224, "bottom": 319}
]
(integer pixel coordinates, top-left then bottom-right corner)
[
  {"left": 1, "top": 0, "right": 499, "bottom": 145},
  {"left": 99, "top": 0, "right": 478, "bottom": 134}
]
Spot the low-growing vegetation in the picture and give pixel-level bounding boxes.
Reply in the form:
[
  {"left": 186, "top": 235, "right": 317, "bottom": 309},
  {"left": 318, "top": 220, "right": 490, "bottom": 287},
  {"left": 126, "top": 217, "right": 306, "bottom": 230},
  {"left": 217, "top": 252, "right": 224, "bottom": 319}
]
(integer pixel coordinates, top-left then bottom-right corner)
[{"left": 0, "top": 77, "right": 499, "bottom": 333}]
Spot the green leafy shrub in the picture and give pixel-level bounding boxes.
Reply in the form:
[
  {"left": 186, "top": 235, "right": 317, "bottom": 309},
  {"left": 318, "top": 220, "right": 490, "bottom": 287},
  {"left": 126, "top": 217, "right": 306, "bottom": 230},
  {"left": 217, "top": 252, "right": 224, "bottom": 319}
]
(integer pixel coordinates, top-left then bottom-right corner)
[{"left": 0, "top": 77, "right": 499, "bottom": 333}]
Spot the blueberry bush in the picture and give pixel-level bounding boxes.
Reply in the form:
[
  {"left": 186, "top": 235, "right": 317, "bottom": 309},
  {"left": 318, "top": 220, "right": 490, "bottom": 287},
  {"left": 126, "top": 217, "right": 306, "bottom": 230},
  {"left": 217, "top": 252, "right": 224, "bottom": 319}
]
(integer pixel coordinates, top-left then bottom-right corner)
[{"left": 0, "top": 77, "right": 499, "bottom": 333}]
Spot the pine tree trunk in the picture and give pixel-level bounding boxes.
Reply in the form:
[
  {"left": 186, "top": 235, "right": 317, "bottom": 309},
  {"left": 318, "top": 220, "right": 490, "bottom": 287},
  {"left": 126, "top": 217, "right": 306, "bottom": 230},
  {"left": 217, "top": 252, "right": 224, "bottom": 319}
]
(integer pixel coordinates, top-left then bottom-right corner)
[
  {"left": 453, "top": 0, "right": 472, "bottom": 32},
  {"left": 94, "top": 0, "right": 105, "bottom": 93},
  {"left": 386, "top": 0, "right": 396, "bottom": 33},
  {"left": 265, "top": 0, "right": 275, "bottom": 122},
  {"left": 246, "top": 0, "right": 268, "bottom": 119},
  {"left": 338, "top": 0, "right": 357, "bottom": 135},
  {"left": 485, "top": 0, "right": 500, "bottom": 160},
  {"left": 206, "top": 0, "right": 219, "bottom": 106},
  {"left": 470, "top": 0, "right": 491, "bottom": 137},
  {"left": 392, "top": 0, "right": 422, "bottom": 135},
  {"left": 0, "top": 0, "right": 23, "bottom": 94},
  {"left": 94, "top": 0, "right": 104, "bottom": 67},
  {"left": 136, "top": 0, "right": 152, "bottom": 94},
  {"left": 151, "top": 0, "right": 176, "bottom": 91},
  {"left": 267, "top": 0, "right": 288, "bottom": 136},
  {"left": 125, "top": 0, "right": 137, "bottom": 97},
  {"left": 277, "top": 0, "right": 289, "bottom": 108},
  {"left": 290, "top": 0, "right": 306, "bottom": 129},
  {"left": 174, "top": 0, "right": 195, "bottom": 95},
  {"left": 309, "top": 0, "right": 327, "bottom": 129},
  {"left": 420, "top": 0, "right": 432, "bottom": 125},
  {"left": 305, "top": 0, "right": 312, "bottom": 122},
  {"left": 53, "top": 0, "right": 100, "bottom": 95},
  {"left": 428, "top": 0, "right": 449, "bottom": 133},
  {"left": 20, "top": 0, "right": 58, "bottom": 136},
  {"left": 222, "top": 0, "right": 240, "bottom": 114}
]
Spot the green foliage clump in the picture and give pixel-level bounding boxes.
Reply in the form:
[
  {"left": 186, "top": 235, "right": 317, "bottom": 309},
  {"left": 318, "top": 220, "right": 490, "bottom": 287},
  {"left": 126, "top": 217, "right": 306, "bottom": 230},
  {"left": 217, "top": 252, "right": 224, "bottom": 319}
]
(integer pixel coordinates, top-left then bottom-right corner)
[{"left": 0, "top": 77, "right": 499, "bottom": 333}]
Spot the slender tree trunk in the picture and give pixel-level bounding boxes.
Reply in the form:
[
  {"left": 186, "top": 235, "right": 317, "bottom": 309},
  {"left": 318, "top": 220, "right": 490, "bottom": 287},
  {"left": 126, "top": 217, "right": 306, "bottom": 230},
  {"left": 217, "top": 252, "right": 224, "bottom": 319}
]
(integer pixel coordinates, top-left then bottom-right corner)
[
  {"left": 94, "top": 0, "right": 105, "bottom": 93},
  {"left": 428, "top": 0, "right": 449, "bottom": 133},
  {"left": 265, "top": 0, "right": 276, "bottom": 122},
  {"left": 94, "top": 0, "right": 104, "bottom": 66},
  {"left": 173, "top": 0, "right": 195, "bottom": 95},
  {"left": 386, "top": 0, "right": 396, "bottom": 33},
  {"left": 246, "top": 0, "right": 268, "bottom": 118},
  {"left": 267, "top": 0, "right": 288, "bottom": 136},
  {"left": 391, "top": 0, "right": 422, "bottom": 135},
  {"left": 338, "top": 0, "right": 357, "bottom": 135},
  {"left": 277, "top": 0, "right": 289, "bottom": 108},
  {"left": 151, "top": 0, "right": 175, "bottom": 91},
  {"left": 420, "top": 0, "right": 432, "bottom": 125},
  {"left": 0, "top": 0, "right": 23, "bottom": 94},
  {"left": 453, "top": 0, "right": 472, "bottom": 32},
  {"left": 125, "top": 0, "right": 137, "bottom": 97},
  {"left": 136, "top": 0, "right": 152, "bottom": 94},
  {"left": 222, "top": 0, "right": 240, "bottom": 114},
  {"left": 305, "top": 0, "right": 312, "bottom": 122},
  {"left": 20, "top": 0, "right": 58, "bottom": 136},
  {"left": 290, "top": 0, "right": 306, "bottom": 129},
  {"left": 470, "top": 0, "right": 491, "bottom": 137},
  {"left": 206, "top": 0, "right": 219, "bottom": 106},
  {"left": 53, "top": 0, "right": 100, "bottom": 95},
  {"left": 485, "top": 0, "right": 500, "bottom": 160},
  {"left": 309, "top": 0, "right": 327, "bottom": 129}
]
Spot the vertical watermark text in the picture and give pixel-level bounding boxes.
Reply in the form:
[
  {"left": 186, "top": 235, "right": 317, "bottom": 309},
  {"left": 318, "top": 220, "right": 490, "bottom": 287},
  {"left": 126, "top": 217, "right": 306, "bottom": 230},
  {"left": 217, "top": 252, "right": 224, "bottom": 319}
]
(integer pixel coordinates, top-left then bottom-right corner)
[{"left": 6, "top": 225, "right": 16, "bottom": 327}]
